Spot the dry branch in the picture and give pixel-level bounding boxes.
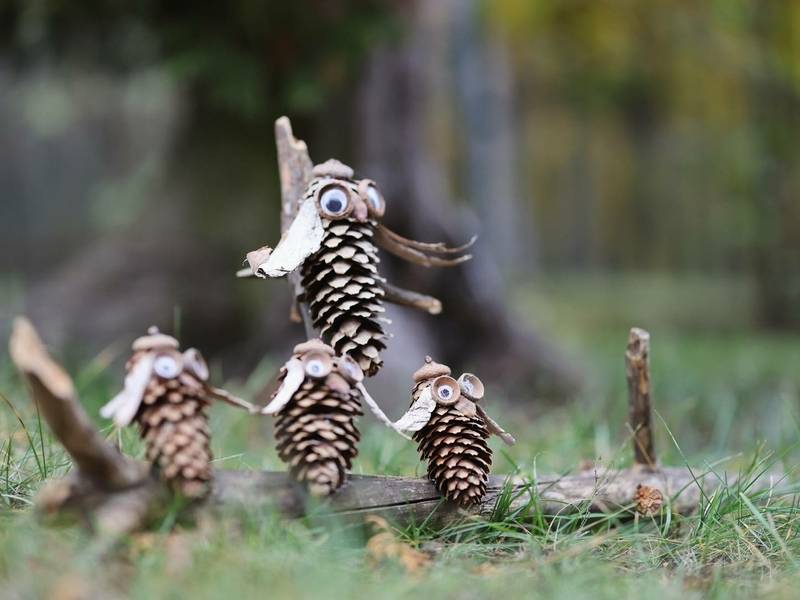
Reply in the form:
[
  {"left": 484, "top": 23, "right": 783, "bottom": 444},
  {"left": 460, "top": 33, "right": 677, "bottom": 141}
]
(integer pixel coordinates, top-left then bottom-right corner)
[
  {"left": 10, "top": 317, "right": 757, "bottom": 535},
  {"left": 9, "top": 317, "right": 145, "bottom": 489},
  {"left": 274, "top": 116, "right": 315, "bottom": 339},
  {"left": 10, "top": 318, "right": 160, "bottom": 535},
  {"left": 212, "top": 466, "right": 720, "bottom": 523},
  {"left": 380, "top": 281, "right": 442, "bottom": 315},
  {"left": 626, "top": 327, "right": 656, "bottom": 468}
]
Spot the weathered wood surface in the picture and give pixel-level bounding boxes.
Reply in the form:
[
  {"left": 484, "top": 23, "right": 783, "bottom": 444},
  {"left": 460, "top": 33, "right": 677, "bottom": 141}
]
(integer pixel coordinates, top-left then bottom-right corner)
[
  {"left": 380, "top": 281, "right": 442, "bottom": 315},
  {"left": 11, "top": 316, "right": 736, "bottom": 536},
  {"left": 626, "top": 327, "right": 656, "bottom": 468},
  {"left": 213, "top": 466, "right": 716, "bottom": 524}
]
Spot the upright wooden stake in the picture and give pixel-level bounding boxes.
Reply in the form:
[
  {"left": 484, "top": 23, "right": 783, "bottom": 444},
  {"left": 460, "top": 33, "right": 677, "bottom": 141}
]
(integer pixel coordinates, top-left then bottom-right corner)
[
  {"left": 626, "top": 327, "right": 656, "bottom": 468},
  {"left": 274, "top": 116, "right": 316, "bottom": 339}
]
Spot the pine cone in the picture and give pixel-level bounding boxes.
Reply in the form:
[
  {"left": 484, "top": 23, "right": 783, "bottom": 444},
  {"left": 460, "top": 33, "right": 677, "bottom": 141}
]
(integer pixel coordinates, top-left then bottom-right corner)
[
  {"left": 267, "top": 339, "right": 365, "bottom": 496},
  {"left": 102, "top": 327, "right": 254, "bottom": 499},
  {"left": 246, "top": 158, "right": 472, "bottom": 377},
  {"left": 301, "top": 217, "right": 387, "bottom": 377},
  {"left": 411, "top": 379, "right": 492, "bottom": 507},
  {"left": 137, "top": 370, "right": 212, "bottom": 498}
]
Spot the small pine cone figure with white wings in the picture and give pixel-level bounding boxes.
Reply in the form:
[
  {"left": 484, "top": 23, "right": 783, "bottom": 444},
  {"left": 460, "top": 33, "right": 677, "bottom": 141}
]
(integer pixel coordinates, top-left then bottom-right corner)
[
  {"left": 100, "top": 327, "right": 254, "bottom": 498},
  {"left": 394, "top": 357, "right": 516, "bottom": 506},
  {"left": 261, "top": 338, "right": 395, "bottom": 496},
  {"left": 242, "top": 159, "right": 473, "bottom": 376}
]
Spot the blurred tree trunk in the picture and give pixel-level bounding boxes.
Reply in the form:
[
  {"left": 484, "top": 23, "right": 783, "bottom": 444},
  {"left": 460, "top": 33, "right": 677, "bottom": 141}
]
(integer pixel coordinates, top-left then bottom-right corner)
[
  {"left": 356, "top": 1, "right": 579, "bottom": 398},
  {"left": 450, "top": 0, "right": 531, "bottom": 272},
  {"left": 751, "top": 5, "right": 800, "bottom": 329}
]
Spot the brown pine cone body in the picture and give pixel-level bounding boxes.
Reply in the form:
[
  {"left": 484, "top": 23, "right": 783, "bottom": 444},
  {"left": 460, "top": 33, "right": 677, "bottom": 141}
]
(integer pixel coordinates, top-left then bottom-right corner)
[
  {"left": 411, "top": 382, "right": 492, "bottom": 506},
  {"left": 131, "top": 354, "right": 213, "bottom": 499},
  {"left": 301, "top": 217, "right": 387, "bottom": 376},
  {"left": 274, "top": 370, "right": 363, "bottom": 496}
]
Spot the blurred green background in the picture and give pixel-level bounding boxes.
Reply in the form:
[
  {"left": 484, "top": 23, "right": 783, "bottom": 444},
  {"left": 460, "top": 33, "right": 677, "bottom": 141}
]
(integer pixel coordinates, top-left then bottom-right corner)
[{"left": 1, "top": 0, "right": 799, "bottom": 412}]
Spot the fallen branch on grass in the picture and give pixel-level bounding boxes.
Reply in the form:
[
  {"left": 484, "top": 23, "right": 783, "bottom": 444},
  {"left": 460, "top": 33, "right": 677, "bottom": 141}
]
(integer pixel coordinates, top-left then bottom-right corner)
[{"left": 9, "top": 317, "right": 755, "bottom": 537}]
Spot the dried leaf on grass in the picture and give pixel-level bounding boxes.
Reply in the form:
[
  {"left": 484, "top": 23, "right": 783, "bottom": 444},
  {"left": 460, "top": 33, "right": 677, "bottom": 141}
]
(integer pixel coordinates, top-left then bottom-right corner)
[{"left": 365, "top": 515, "right": 430, "bottom": 574}]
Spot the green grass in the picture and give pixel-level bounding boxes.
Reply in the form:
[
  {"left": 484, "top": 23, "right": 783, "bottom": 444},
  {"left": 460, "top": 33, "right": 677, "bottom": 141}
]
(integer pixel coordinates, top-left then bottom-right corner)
[{"left": 2, "top": 273, "right": 800, "bottom": 599}]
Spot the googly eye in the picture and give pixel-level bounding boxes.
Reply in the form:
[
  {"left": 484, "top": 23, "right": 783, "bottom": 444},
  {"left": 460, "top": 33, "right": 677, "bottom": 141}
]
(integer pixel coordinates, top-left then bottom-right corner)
[
  {"left": 318, "top": 185, "right": 352, "bottom": 219},
  {"left": 431, "top": 375, "right": 460, "bottom": 406},
  {"left": 153, "top": 353, "right": 182, "bottom": 379},
  {"left": 183, "top": 348, "right": 209, "bottom": 381},
  {"left": 303, "top": 351, "right": 333, "bottom": 378},
  {"left": 338, "top": 355, "right": 364, "bottom": 383},
  {"left": 359, "top": 180, "right": 385, "bottom": 218},
  {"left": 457, "top": 373, "right": 484, "bottom": 401}
]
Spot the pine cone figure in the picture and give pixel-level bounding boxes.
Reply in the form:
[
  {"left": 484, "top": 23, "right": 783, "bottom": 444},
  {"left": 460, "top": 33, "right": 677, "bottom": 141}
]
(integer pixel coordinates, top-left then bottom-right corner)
[
  {"left": 244, "top": 158, "right": 473, "bottom": 377},
  {"left": 299, "top": 179, "right": 387, "bottom": 376},
  {"left": 394, "top": 357, "right": 516, "bottom": 506},
  {"left": 101, "top": 327, "right": 254, "bottom": 498},
  {"left": 263, "top": 339, "right": 372, "bottom": 496}
]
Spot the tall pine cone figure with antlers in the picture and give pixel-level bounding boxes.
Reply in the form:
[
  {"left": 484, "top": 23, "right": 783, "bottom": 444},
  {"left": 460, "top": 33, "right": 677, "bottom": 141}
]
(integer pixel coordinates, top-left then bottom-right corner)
[
  {"left": 100, "top": 327, "right": 254, "bottom": 498},
  {"left": 393, "top": 357, "right": 516, "bottom": 506},
  {"left": 243, "top": 159, "right": 473, "bottom": 376},
  {"left": 261, "top": 339, "right": 393, "bottom": 496}
]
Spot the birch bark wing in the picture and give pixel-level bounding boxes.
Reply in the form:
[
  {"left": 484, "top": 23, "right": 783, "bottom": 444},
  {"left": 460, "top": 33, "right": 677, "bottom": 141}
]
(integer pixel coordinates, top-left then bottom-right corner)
[
  {"left": 393, "top": 387, "right": 436, "bottom": 433},
  {"left": 99, "top": 353, "right": 155, "bottom": 427},
  {"left": 255, "top": 198, "right": 324, "bottom": 278},
  {"left": 261, "top": 359, "right": 305, "bottom": 415}
]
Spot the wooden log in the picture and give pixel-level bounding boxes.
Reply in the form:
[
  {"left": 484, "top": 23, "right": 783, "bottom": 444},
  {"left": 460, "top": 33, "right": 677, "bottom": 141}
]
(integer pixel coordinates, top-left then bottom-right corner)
[
  {"left": 33, "top": 465, "right": 735, "bottom": 529},
  {"left": 8, "top": 317, "right": 765, "bottom": 533},
  {"left": 212, "top": 466, "right": 717, "bottom": 524},
  {"left": 626, "top": 327, "right": 656, "bottom": 468}
]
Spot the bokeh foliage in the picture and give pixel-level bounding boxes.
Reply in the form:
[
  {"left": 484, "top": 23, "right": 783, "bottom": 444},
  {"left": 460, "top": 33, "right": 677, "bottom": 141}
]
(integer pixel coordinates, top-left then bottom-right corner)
[
  {"left": 2, "top": 1, "right": 399, "bottom": 119},
  {"left": 487, "top": 0, "right": 800, "bottom": 326},
  {"left": 1, "top": 0, "right": 798, "bottom": 352}
]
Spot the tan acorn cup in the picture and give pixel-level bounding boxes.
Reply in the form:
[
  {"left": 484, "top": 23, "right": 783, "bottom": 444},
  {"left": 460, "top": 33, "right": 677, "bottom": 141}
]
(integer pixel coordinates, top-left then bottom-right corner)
[
  {"left": 393, "top": 356, "right": 516, "bottom": 506},
  {"left": 239, "top": 159, "right": 474, "bottom": 377},
  {"left": 261, "top": 338, "right": 396, "bottom": 496},
  {"left": 100, "top": 326, "right": 255, "bottom": 499}
]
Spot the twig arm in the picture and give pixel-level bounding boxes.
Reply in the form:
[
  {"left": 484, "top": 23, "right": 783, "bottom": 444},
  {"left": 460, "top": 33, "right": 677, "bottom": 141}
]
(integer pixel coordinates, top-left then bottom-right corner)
[{"left": 381, "top": 281, "right": 442, "bottom": 315}]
